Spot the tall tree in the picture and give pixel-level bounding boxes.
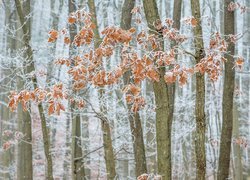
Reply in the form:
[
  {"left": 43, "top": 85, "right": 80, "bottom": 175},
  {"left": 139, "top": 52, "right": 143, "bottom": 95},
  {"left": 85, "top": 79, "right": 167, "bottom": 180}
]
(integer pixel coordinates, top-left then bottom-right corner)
[
  {"left": 15, "top": 0, "right": 33, "bottom": 178},
  {"left": 88, "top": 0, "right": 117, "bottom": 179},
  {"left": 14, "top": 0, "right": 54, "bottom": 179},
  {"left": 68, "top": 0, "right": 86, "bottom": 179},
  {"left": 217, "top": 0, "right": 235, "bottom": 179},
  {"left": 142, "top": 0, "right": 171, "bottom": 179},
  {"left": 190, "top": 0, "right": 206, "bottom": 179},
  {"left": 0, "top": 1, "right": 15, "bottom": 178},
  {"left": 120, "top": 0, "right": 147, "bottom": 177}
]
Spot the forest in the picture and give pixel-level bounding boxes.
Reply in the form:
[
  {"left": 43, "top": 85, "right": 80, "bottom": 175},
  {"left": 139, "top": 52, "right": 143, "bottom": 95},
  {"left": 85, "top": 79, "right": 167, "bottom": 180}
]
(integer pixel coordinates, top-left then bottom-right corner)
[{"left": 0, "top": 0, "right": 250, "bottom": 179}]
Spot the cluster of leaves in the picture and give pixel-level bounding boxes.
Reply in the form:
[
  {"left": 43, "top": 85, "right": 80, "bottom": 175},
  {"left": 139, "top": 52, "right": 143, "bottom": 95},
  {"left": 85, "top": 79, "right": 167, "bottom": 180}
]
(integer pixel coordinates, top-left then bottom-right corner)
[
  {"left": 9, "top": 8, "right": 244, "bottom": 115},
  {"left": 123, "top": 84, "right": 145, "bottom": 112},
  {"left": 8, "top": 83, "right": 80, "bottom": 115}
]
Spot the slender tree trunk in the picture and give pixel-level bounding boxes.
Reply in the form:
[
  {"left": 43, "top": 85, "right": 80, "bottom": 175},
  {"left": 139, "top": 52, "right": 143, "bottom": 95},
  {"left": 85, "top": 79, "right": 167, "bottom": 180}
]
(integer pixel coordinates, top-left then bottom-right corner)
[
  {"left": 14, "top": 1, "right": 33, "bottom": 179},
  {"left": 232, "top": 104, "right": 243, "bottom": 180},
  {"left": 243, "top": 0, "right": 250, "bottom": 178},
  {"left": 120, "top": 0, "right": 147, "bottom": 177},
  {"left": 169, "top": 3, "right": 182, "bottom": 177},
  {"left": 142, "top": 1, "right": 171, "bottom": 179},
  {"left": 47, "top": 0, "right": 64, "bottom": 86},
  {"left": 81, "top": 109, "right": 91, "bottom": 179},
  {"left": 68, "top": 0, "right": 85, "bottom": 179},
  {"left": 63, "top": 113, "right": 71, "bottom": 180},
  {"left": 47, "top": 0, "right": 64, "bottom": 154},
  {"left": 190, "top": 0, "right": 206, "bottom": 179},
  {"left": 217, "top": 0, "right": 235, "bottom": 179},
  {"left": 71, "top": 113, "right": 85, "bottom": 179},
  {"left": 0, "top": 1, "right": 16, "bottom": 178},
  {"left": 88, "top": 0, "right": 116, "bottom": 179},
  {"left": 14, "top": 0, "right": 54, "bottom": 179}
]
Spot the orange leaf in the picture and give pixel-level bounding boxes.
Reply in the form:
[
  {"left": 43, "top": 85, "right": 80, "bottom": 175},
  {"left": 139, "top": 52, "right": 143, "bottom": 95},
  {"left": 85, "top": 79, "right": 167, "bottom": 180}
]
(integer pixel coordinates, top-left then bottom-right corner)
[
  {"left": 48, "top": 104, "right": 54, "bottom": 115},
  {"left": 125, "top": 94, "right": 134, "bottom": 104},
  {"left": 68, "top": 16, "right": 76, "bottom": 24},
  {"left": 129, "top": 27, "right": 136, "bottom": 33},
  {"left": 164, "top": 72, "right": 176, "bottom": 83},
  {"left": 64, "top": 37, "right": 70, "bottom": 44},
  {"left": 235, "top": 57, "right": 244, "bottom": 70},
  {"left": 48, "top": 37, "right": 56, "bottom": 43},
  {"left": 59, "top": 103, "right": 65, "bottom": 111},
  {"left": 146, "top": 68, "right": 159, "bottom": 82},
  {"left": 129, "top": 84, "right": 141, "bottom": 96},
  {"left": 56, "top": 103, "right": 61, "bottom": 115},
  {"left": 49, "top": 29, "right": 58, "bottom": 39},
  {"left": 191, "top": 17, "right": 197, "bottom": 27},
  {"left": 78, "top": 100, "right": 85, "bottom": 109}
]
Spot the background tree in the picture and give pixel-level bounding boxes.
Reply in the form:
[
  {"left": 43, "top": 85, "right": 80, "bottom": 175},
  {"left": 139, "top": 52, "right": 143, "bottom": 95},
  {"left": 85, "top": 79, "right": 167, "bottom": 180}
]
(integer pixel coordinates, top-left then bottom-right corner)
[
  {"left": 120, "top": 0, "right": 147, "bottom": 177},
  {"left": 217, "top": 0, "right": 236, "bottom": 179},
  {"left": 190, "top": 0, "right": 206, "bottom": 179}
]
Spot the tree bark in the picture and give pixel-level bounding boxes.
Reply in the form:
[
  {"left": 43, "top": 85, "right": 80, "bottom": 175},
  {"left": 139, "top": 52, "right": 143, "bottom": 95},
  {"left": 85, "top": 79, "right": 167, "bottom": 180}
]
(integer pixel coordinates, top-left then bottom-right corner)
[
  {"left": 88, "top": 0, "right": 117, "bottom": 179},
  {"left": 168, "top": 3, "right": 182, "bottom": 173},
  {"left": 217, "top": 0, "right": 235, "bottom": 179},
  {"left": 120, "top": 0, "right": 147, "bottom": 177},
  {"left": 14, "top": 0, "right": 54, "bottom": 179},
  {"left": 232, "top": 104, "right": 243, "bottom": 180},
  {"left": 190, "top": 0, "right": 206, "bottom": 179},
  {"left": 142, "top": 0, "right": 171, "bottom": 179},
  {"left": 0, "top": 1, "right": 15, "bottom": 178},
  {"left": 68, "top": 0, "right": 86, "bottom": 179},
  {"left": 15, "top": 1, "right": 33, "bottom": 179}
]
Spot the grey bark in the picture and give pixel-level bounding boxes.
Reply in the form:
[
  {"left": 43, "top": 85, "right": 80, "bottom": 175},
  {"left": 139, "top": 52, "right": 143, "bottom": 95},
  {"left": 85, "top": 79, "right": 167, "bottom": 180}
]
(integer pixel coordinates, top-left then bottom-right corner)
[
  {"left": 88, "top": 0, "right": 117, "bottom": 179},
  {"left": 142, "top": 0, "right": 171, "bottom": 179},
  {"left": 68, "top": 0, "right": 86, "bottom": 179},
  {"left": 120, "top": 0, "right": 147, "bottom": 177},
  {"left": 15, "top": 0, "right": 54, "bottom": 179},
  {"left": 190, "top": 0, "right": 206, "bottom": 179},
  {"left": 217, "top": 0, "right": 235, "bottom": 179}
]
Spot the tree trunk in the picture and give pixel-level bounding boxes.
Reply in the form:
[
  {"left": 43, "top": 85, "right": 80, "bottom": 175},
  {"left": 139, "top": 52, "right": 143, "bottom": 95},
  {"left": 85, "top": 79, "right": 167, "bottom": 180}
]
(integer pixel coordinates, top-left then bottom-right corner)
[
  {"left": 63, "top": 113, "right": 71, "bottom": 180},
  {"left": 169, "top": 0, "right": 182, "bottom": 123},
  {"left": 190, "top": 0, "right": 206, "bottom": 179},
  {"left": 14, "top": 0, "right": 54, "bottom": 179},
  {"left": 120, "top": 0, "right": 147, "bottom": 177},
  {"left": 71, "top": 113, "right": 85, "bottom": 179},
  {"left": 232, "top": 104, "right": 243, "bottom": 180},
  {"left": 0, "top": 1, "right": 16, "bottom": 178},
  {"left": 88, "top": 0, "right": 117, "bottom": 179},
  {"left": 217, "top": 0, "right": 235, "bottom": 179},
  {"left": 142, "top": 1, "right": 171, "bottom": 179},
  {"left": 68, "top": 0, "right": 86, "bottom": 179},
  {"left": 15, "top": 1, "right": 33, "bottom": 179}
]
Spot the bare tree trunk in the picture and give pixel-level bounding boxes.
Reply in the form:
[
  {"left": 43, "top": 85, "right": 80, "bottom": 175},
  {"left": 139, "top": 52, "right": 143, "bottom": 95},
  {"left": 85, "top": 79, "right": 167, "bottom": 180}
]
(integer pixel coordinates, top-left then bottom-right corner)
[
  {"left": 71, "top": 114, "right": 85, "bottom": 179},
  {"left": 81, "top": 110, "right": 91, "bottom": 179},
  {"left": 14, "top": 0, "right": 54, "bottom": 179},
  {"left": 0, "top": 1, "right": 16, "bottom": 178},
  {"left": 68, "top": 0, "right": 85, "bottom": 179},
  {"left": 88, "top": 0, "right": 116, "bottom": 179},
  {"left": 47, "top": 0, "right": 64, "bottom": 86},
  {"left": 217, "top": 0, "right": 235, "bottom": 179},
  {"left": 63, "top": 114, "right": 71, "bottom": 180},
  {"left": 142, "top": 1, "right": 171, "bottom": 179},
  {"left": 232, "top": 104, "right": 243, "bottom": 180},
  {"left": 169, "top": 0, "right": 182, "bottom": 123},
  {"left": 190, "top": 0, "right": 206, "bottom": 179},
  {"left": 15, "top": 1, "right": 33, "bottom": 179},
  {"left": 120, "top": 0, "right": 147, "bottom": 177}
]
